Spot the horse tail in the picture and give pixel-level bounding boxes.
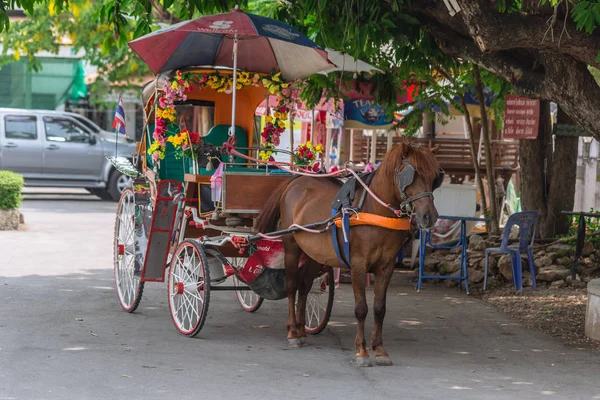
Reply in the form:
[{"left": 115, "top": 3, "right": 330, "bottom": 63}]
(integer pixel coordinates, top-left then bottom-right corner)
[{"left": 255, "top": 181, "right": 288, "bottom": 234}]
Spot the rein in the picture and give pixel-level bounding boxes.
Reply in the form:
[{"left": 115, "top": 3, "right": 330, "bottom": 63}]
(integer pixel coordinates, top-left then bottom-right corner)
[{"left": 222, "top": 140, "right": 421, "bottom": 217}]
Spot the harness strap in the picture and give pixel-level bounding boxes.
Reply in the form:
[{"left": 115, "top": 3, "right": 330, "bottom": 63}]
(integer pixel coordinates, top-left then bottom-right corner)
[
  {"left": 400, "top": 191, "right": 434, "bottom": 210},
  {"left": 334, "top": 213, "right": 411, "bottom": 230},
  {"left": 331, "top": 208, "right": 351, "bottom": 268},
  {"left": 330, "top": 172, "right": 376, "bottom": 269}
]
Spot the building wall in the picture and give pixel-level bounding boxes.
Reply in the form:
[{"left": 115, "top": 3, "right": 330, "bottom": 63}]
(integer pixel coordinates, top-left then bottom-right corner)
[{"left": 574, "top": 138, "right": 600, "bottom": 212}]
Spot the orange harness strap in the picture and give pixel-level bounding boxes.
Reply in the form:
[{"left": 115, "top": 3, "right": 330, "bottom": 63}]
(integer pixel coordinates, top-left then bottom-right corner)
[{"left": 334, "top": 212, "right": 411, "bottom": 231}]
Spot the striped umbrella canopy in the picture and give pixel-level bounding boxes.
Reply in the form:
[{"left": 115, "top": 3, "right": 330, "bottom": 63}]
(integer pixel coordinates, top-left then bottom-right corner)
[{"left": 128, "top": 7, "right": 333, "bottom": 80}]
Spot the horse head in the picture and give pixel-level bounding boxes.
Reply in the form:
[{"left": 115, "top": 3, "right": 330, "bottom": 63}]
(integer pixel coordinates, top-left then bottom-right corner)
[{"left": 380, "top": 140, "right": 443, "bottom": 229}]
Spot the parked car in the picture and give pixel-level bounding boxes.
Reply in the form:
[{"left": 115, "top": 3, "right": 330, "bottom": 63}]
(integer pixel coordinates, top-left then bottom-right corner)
[{"left": 0, "top": 108, "right": 138, "bottom": 201}]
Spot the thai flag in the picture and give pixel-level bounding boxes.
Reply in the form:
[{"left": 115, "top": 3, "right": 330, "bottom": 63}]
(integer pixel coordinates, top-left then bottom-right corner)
[{"left": 112, "top": 96, "right": 127, "bottom": 135}]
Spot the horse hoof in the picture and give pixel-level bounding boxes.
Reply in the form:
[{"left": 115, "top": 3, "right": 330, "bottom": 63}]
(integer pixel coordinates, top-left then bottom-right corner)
[
  {"left": 299, "top": 337, "right": 308, "bottom": 346},
  {"left": 356, "top": 357, "right": 373, "bottom": 367},
  {"left": 375, "top": 356, "right": 393, "bottom": 366},
  {"left": 288, "top": 338, "right": 302, "bottom": 348}
]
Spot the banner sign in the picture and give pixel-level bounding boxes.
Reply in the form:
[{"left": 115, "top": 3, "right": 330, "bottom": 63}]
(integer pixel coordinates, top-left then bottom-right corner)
[
  {"left": 344, "top": 99, "right": 393, "bottom": 130},
  {"left": 503, "top": 94, "right": 540, "bottom": 139}
]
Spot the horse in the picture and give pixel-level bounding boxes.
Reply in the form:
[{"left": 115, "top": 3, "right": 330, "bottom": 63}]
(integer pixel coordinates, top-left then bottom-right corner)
[{"left": 256, "top": 140, "right": 442, "bottom": 367}]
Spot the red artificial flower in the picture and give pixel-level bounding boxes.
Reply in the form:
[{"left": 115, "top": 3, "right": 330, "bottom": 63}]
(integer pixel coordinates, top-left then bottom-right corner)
[
  {"left": 312, "top": 162, "right": 320, "bottom": 172},
  {"left": 189, "top": 131, "right": 201, "bottom": 144}
]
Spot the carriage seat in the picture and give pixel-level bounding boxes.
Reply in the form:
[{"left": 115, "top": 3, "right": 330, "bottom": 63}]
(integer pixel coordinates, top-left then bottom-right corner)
[{"left": 203, "top": 125, "right": 247, "bottom": 161}]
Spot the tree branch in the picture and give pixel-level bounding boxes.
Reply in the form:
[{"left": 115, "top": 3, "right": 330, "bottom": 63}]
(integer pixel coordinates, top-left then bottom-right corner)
[{"left": 454, "top": 0, "right": 600, "bottom": 68}]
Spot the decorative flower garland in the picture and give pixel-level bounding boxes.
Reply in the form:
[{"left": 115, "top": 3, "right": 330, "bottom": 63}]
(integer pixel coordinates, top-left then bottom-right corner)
[
  {"left": 258, "top": 74, "right": 304, "bottom": 161},
  {"left": 293, "top": 141, "right": 324, "bottom": 172},
  {"left": 167, "top": 128, "right": 202, "bottom": 159},
  {"left": 148, "top": 69, "right": 304, "bottom": 164}
]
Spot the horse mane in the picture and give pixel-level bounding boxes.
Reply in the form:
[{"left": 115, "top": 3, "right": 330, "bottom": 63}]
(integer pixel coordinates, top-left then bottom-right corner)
[{"left": 378, "top": 138, "right": 441, "bottom": 183}]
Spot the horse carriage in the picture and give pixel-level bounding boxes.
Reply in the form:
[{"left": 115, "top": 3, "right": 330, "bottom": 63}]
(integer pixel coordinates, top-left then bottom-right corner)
[
  {"left": 113, "top": 8, "right": 443, "bottom": 366},
  {"left": 113, "top": 65, "right": 337, "bottom": 336}
]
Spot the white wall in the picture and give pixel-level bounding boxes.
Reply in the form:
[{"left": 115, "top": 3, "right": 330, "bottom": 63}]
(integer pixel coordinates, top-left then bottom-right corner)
[{"left": 574, "top": 138, "right": 600, "bottom": 212}]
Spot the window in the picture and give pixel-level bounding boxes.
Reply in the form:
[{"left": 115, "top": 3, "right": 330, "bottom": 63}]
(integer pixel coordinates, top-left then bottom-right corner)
[
  {"left": 44, "top": 117, "right": 91, "bottom": 143},
  {"left": 175, "top": 103, "right": 215, "bottom": 136},
  {"left": 5, "top": 115, "right": 38, "bottom": 140},
  {"left": 72, "top": 115, "right": 100, "bottom": 134}
]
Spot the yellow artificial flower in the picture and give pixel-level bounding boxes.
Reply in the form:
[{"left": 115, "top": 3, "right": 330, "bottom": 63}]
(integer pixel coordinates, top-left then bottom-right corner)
[
  {"left": 13, "top": 49, "right": 20, "bottom": 61},
  {"left": 269, "top": 85, "right": 279, "bottom": 94},
  {"left": 272, "top": 72, "right": 281, "bottom": 82},
  {"left": 280, "top": 113, "right": 288, "bottom": 120},
  {"left": 262, "top": 78, "right": 271, "bottom": 88},
  {"left": 306, "top": 141, "right": 313, "bottom": 148},
  {"left": 265, "top": 116, "right": 273, "bottom": 123},
  {"left": 281, "top": 83, "right": 289, "bottom": 89},
  {"left": 277, "top": 120, "right": 286, "bottom": 128},
  {"left": 171, "top": 81, "right": 179, "bottom": 89},
  {"left": 315, "top": 144, "right": 324, "bottom": 153},
  {"left": 274, "top": 112, "right": 281, "bottom": 119}
]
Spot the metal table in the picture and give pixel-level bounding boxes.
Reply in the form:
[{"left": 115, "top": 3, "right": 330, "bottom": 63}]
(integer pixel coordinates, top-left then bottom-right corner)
[{"left": 417, "top": 215, "right": 489, "bottom": 295}]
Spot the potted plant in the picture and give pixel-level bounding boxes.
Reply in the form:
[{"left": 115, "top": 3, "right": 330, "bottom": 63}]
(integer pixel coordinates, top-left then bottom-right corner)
[{"left": 0, "top": 170, "right": 24, "bottom": 230}]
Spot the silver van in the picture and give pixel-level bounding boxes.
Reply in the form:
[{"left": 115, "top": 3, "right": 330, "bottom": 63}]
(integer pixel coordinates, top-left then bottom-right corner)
[{"left": 0, "top": 108, "right": 138, "bottom": 201}]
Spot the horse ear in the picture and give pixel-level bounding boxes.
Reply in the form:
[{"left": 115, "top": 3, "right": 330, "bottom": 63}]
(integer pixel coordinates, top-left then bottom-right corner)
[{"left": 430, "top": 145, "right": 440, "bottom": 154}]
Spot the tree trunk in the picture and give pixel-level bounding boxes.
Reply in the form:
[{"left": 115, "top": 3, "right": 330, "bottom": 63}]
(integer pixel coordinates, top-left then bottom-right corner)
[
  {"left": 472, "top": 64, "right": 499, "bottom": 235},
  {"left": 546, "top": 109, "right": 578, "bottom": 236},
  {"left": 519, "top": 102, "right": 578, "bottom": 238},
  {"left": 459, "top": 93, "right": 490, "bottom": 232}
]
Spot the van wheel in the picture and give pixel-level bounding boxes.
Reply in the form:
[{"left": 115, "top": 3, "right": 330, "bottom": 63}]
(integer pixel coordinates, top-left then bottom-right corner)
[{"left": 107, "top": 171, "right": 132, "bottom": 201}]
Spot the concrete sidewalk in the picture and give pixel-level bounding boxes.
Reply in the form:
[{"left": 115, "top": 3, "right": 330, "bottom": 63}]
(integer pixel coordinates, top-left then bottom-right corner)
[{"left": 0, "top": 198, "right": 599, "bottom": 400}]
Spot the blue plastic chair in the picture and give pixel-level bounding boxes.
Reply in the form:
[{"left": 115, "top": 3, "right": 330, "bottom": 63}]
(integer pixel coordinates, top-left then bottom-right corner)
[{"left": 484, "top": 211, "right": 538, "bottom": 291}]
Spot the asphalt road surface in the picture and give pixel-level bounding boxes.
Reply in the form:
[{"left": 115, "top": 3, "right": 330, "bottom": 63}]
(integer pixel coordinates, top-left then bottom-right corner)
[{"left": 1, "top": 189, "right": 600, "bottom": 400}]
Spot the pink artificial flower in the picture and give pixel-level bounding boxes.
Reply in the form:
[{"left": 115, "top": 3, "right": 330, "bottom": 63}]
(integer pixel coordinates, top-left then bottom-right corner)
[
  {"left": 282, "top": 88, "right": 290, "bottom": 97},
  {"left": 152, "top": 152, "right": 160, "bottom": 163},
  {"left": 364, "top": 163, "right": 375, "bottom": 173}
]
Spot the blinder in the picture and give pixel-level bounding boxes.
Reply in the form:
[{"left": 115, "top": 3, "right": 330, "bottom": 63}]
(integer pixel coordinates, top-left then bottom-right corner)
[
  {"left": 394, "top": 161, "right": 444, "bottom": 215},
  {"left": 432, "top": 170, "right": 445, "bottom": 191},
  {"left": 396, "top": 162, "right": 415, "bottom": 193}
]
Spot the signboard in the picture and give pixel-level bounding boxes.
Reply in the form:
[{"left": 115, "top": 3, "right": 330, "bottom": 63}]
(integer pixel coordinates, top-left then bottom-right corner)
[
  {"left": 503, "top": 94, "right": 540, "bottom": 139},
  {"left": 344, "top": 99, "right": 393, "bottom": 130}
]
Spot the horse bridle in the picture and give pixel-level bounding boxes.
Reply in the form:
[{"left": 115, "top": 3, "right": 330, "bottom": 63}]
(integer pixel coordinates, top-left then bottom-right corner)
[{"left": 395, "top": 160, "right": 444, "bottom": 215}]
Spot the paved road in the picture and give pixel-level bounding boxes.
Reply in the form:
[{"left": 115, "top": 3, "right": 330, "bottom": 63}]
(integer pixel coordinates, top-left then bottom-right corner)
[{"left": 1, "top": 190, "right": 600, "bottom": 400}]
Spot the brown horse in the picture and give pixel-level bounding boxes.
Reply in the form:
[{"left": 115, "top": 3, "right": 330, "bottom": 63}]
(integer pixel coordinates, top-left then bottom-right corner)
[{"left": 256, "top": 140, "right": 441, "bottom": 367}]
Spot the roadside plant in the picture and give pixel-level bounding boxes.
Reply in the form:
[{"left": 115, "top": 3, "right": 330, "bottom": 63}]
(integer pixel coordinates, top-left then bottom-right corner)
[{"left": 0, "top": 170, "right": 24, "bottom": 210}]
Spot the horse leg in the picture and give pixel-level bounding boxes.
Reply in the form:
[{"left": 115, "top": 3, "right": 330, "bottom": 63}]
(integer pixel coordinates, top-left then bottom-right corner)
[
  {"left": 295, "top": 259, "right": 322, "bottom": 345},
  {"left": 351, "top": 266, "right": 371, "bottom": 367},
  {"left": 284, "top": 239, "right": 302, "bottom": 347},
  {"left": 370, "top": 262, "right": 395, "bottom": 366}
]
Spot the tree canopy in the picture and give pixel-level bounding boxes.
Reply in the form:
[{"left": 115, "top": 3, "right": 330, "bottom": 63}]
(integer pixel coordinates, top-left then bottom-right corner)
[{"left": 1, "top": 0, "right": 600, "bottom": 139}]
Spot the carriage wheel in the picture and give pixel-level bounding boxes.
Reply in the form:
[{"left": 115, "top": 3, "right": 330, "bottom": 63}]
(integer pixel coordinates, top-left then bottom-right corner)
[
  {"left": 304, "top": 266, "right": 335, "bottom": 335},
  {"left": 230, "top": 257, "right": 264, "bottom": 312},
  {"left": 168, "top": 240, "right": 210, "bottom": 337},
  {"left": 113, "top": 188, "right": 144, "bottom": 312}
]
